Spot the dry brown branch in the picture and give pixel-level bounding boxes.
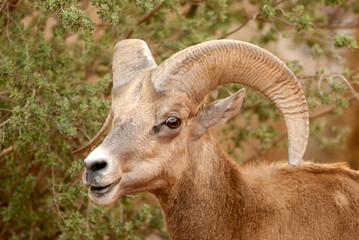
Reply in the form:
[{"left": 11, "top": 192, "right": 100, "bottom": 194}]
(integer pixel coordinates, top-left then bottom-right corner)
[
  {"left": 298, "top": 70, "right": 359, "bottom": 80},
  {"left": 51, "top": 166, "right": 65, "bottom": 222},
  {"left": 8, "top": 12, "right": 29, "bottom": 59},
  {"left": 309, "top": 95, "right": 357, "bottom": 120},
  {"left": 0, "top": 224, "right": 8, "bottom": 239},
  {"left": 317, "top": 20, "right": 359, "bottom": 29},
  {"left": 330, "top": 75, "right": 359, "bottom": 101},
  {"left": 29, "top": 204, "right": 34, "bottom": 240},
  {"left": 0, "top": 90, "right": 33, "bottom": 128},
  {"left": 86, "top": 202, "right": 91, "bottom": 232},
  {"left": 0, "top": 145, "right": 14, "bottom": 158},
  {"left": 125, "top": 4, "right": 164, "bottom": 39},
  {"left": 0, "top": 94, "right": 18, "bottom": 104},
  {"left": 219, "top": 0, "right": 286, "bottom": 39},
  {"left": 0, "top": 117, "right": 11, "bottom": 128},
  {"left": 0, "top": 0, "right": 8, "bottom": 15},
  {"left": 29, "top": 224, "right": 33, "bottom": 240},
  {"left": 78, "top": 127, "right": 91, "bottom": 141},
  {"left": 0, "top": 107, "right": 13, "bottom": 112},
  {"left": 120, "top": 202, "right": 124, "bottom": 222},
  {"left": 320, "top": 24, "right": 359, "bottom": 29},
  {"left": 242, "top": 95, "right": 358, "bottom": 164},
  {"left": 6, "top": 5, "right": 12, "bottom": 43},
  {"left": 219, "top": 13, "right": 260, "bottom": 39}
]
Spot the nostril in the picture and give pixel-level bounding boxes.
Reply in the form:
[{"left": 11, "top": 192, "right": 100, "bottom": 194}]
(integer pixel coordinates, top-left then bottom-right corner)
[{"left": 88, "top": 161, "right": 107, "bottom": 172}]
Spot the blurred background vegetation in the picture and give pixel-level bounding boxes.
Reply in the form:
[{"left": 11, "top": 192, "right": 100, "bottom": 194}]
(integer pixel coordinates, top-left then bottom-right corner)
[{"left": 0, "top": 0, "right": 359, "bottom": 239}]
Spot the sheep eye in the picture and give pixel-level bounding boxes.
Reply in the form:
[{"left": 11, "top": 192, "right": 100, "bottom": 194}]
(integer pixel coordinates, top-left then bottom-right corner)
[{"left": 165, "top": 116, "right": 181, "bottom": 129}]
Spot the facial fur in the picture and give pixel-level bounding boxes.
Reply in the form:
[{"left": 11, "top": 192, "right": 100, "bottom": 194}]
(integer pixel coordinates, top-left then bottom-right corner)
[{"left": 83, "top": 71, "right": 199, "bottom": 205}]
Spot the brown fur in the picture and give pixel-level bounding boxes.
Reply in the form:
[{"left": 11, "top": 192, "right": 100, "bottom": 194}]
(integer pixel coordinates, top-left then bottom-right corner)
[{"left": 154, "top": 133, "right": 359, "bottom": 240}]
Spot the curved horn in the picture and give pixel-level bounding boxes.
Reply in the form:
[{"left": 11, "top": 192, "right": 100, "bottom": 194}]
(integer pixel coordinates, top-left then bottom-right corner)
[
  {"left": 151, "top": 40, "right": 309, "bottom": 166},
  {"left": 73, "top": 39, "right": 157, "bottom": 155}
]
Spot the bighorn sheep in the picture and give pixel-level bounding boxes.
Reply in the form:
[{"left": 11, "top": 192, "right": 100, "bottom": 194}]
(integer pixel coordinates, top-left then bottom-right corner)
[{"left": 75, "top": 39, "right": 359, "bottom": 239}]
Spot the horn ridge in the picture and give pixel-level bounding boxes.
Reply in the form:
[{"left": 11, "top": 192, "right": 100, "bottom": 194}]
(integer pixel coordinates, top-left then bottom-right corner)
[{"left": 151, "top": 39, "right": 309, "bottom": 166}]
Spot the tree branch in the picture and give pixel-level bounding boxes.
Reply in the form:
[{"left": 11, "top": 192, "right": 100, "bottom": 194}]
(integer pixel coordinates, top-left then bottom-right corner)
[
  {"left": 219, "top": 0, "right": 287, "bottom": 39},
  {"left": 317, "top": 19, "right": 359, "bottom": 29},
  {"left": 125, "top": 4, "right": 164, "bottom": 39},
  {"left": 0, "top": 0, "right": 9, "bottom": 15},
  {"left": 0, "top": 145, "right": 14, "bottom": 158},
  {"left": 0, "top": 89, "right": 34, "bottom": 128},
  {"left": 219, "top": 13, "right": 260, "bottom": 39},
  {"left": 52, "top": 166, "right": 65, "bottom": 222},
  {"left": 0, "top": 115, "right": 11, "bottom": 128}
]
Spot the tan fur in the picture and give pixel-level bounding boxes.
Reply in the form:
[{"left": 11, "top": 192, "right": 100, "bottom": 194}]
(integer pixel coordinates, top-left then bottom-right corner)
[{"left": 154, "top": 133, "right": 359, "bottom": 240}]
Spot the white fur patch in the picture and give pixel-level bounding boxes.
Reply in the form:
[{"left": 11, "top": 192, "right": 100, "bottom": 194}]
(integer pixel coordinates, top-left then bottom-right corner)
[{"left": 334, "top": 191, "right": 348, "bottom": 207}]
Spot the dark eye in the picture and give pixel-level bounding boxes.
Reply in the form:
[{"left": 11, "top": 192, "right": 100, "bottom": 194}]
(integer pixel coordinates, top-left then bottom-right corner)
[{"left": 165, "top": 116, "right": 181, "bottom": 129}]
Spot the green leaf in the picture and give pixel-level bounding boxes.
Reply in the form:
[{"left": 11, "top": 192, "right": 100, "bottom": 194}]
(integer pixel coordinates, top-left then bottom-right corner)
[
  {"left": 310, "top": 44, "right": 323, "bottom": 58},
  {"left": 318, "top": 92, "right": 331, "bottom": 104},
  {"left": 262, "top": 5, "right": 276, "bottom": 19},
  {"left": 335, "top": 95, "right": 349, "bottom": 108},
  {"left": 325, "top": 0, "right": 344, "bottom": 6},
  {"left": 285, "top": 60, "right": 303, "bottom": 74},
  {"left": 333, "top": 33, "right": 358, "bottom": 49}
]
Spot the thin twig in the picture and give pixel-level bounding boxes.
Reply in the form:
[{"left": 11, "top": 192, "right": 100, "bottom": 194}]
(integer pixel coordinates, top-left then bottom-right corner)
[
  {"left": 0, "top": 0, "right": 8, "bottom": 14},
  {"left": 309, "top": 95, "right": 357, "bottom": 120},
  {"left": 0, "top": 224, "right": 8, "bottom": 239},
  {"left": 0, "top": 117, "right": 11, "bottom": 128},
  {"left": 51, "top": 166, "right": 65, "bottom": 222},
  {"left": 120, "top": 201, "right": 124, "bottom": 222},
  {"left": 6, "top": 4, "right": 12, "bottom": 43},
  {"left": 29, "top": 204, "right": 34, "bottom": 240},
  {"left": 317, "top": 74, "right": 324, "bottom": 94},
  {"left": 316, "top": 22, "right": 359, "bottom": 29},
  {"left": 272, "top": 0, "right": 287, "bottom": 7},
  {"left": 29, "top": 224, "right": 33, "bottom": 240},
  {"left": 330, "top": 75, "right": 359, "bottom": 101},
  {"left": 125, "top": 4, "right": 164, "bottom": 39},
  {"left": 86, "top": 202, "right": 91, "bottom": 232},
  {"left": 78, "top": 127, "right": 91, "bottom": 141},
  {"left": 136, "top": 4, "right": 164, "bottom": 26},
  {"left": 219, "top": 13, "right": 260, "bottom": 39},
  {"left": 8, "top": 13, "right": 29, "bottom": 59},
  {"left": 0, "top": 89, "right": 33, "bottom": 128},
  {"left": 82, "top": 0, "right": 87, "bottom": 11},
  {"left": 0, "top": 107, "right": 13, "bottom": 112},
  {"left": 298, "top": 69, "right": 359, "bottom": 80},
  {"left": 219, "top": 0, "right": 287, "bottom": 39},
  {"left": 0, "top": 145, "right": 14, "bottom": 158}
]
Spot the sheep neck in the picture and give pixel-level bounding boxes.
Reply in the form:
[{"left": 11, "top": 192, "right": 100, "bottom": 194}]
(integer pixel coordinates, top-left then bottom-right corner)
[{"left": 154, "top": 133, "right": 251, "bottom": 240}]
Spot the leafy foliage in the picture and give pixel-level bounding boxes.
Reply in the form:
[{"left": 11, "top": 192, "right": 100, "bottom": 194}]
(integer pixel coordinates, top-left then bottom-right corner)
[{"left": 0, "top": 0, "right": 358, "bottom": 239}]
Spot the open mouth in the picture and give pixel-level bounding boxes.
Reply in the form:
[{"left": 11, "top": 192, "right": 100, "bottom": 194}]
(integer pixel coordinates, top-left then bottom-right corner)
[{"left": 89, "top": 178, "right": 121, "bottom": 195}]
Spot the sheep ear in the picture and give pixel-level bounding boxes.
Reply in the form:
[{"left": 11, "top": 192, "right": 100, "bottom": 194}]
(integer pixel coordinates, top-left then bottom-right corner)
[{"left": 194, "top": 88, "right": 246, "bottom": 137}]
